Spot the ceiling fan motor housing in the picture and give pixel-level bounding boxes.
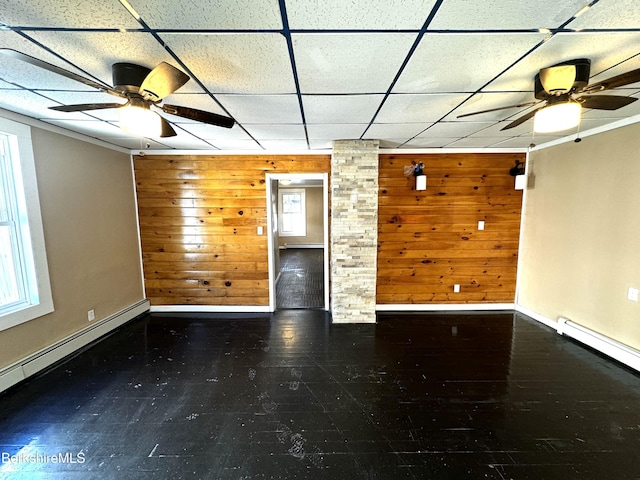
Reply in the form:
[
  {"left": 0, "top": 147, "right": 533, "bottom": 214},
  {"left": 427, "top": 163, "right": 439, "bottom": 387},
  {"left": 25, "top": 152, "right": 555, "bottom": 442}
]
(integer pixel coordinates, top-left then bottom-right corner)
[
  {"left": 534, "top": 58, "right": 591, "bottom": 99},
  {"left": 112, "top": 62, "right": 152, "bottom": 93}
]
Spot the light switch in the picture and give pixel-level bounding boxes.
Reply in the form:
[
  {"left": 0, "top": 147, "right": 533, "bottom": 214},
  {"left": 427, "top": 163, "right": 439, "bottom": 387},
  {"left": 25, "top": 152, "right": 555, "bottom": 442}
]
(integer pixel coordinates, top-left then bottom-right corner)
[
  {"left": 478, "top": 221, "right": 485, "bottom": 231},
  {"left": 453, "top": 284, "right": 460, "bottom": 293}
]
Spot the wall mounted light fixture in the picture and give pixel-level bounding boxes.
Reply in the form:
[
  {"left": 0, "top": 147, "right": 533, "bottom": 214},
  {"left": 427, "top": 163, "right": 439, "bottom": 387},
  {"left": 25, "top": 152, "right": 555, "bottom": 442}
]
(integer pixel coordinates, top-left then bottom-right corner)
[{"left": 404, "top": 161, "right": 426, "bottom": 191}]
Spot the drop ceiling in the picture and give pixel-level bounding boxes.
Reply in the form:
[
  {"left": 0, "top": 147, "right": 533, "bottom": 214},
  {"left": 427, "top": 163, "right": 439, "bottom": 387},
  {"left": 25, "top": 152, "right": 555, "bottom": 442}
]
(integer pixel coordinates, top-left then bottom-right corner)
[{"left": 0, "top": 0, "right": 639, "bottom": 151}]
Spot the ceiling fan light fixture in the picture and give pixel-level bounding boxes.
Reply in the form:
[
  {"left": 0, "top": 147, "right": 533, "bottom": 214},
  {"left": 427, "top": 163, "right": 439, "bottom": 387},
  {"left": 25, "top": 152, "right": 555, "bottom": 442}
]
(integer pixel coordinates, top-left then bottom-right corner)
[
  {"left": 533, "top": 101, "right": 581, "bottom": 133},
  {"left": 119, "top": 102, "right": 162, "bottom": 137}
]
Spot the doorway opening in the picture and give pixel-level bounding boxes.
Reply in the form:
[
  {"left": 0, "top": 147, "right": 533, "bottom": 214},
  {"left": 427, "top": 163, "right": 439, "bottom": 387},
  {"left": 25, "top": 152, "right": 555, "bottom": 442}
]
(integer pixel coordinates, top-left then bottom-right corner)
[{"left": 266, "top": 173, "right": 329, "bottom": 311}]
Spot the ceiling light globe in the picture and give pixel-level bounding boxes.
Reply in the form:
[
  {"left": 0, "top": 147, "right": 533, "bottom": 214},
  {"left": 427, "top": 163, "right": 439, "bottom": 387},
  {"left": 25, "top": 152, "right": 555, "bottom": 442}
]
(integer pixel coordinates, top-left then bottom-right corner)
[
  {"left": 119, "top": 105, "right": 162, "bottom": 137},
  {"left": 533, "top": 101, "right": 581, "bottom": 133}
]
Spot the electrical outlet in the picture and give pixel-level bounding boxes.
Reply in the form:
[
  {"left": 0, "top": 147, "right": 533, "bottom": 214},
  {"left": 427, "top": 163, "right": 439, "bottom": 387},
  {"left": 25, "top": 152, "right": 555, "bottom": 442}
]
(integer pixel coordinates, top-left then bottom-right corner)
[
  {"left": 88, "top": 309, "right": 95, "bottom": 321},
  {"left": 257, "top": 226, "right": 264, "bottom": 235},
  {"left": 628, "top": 288, "right": 639, "bottom": 302},
  {"left": 478, "top": 221, "right": 485, "bottom": 231}
]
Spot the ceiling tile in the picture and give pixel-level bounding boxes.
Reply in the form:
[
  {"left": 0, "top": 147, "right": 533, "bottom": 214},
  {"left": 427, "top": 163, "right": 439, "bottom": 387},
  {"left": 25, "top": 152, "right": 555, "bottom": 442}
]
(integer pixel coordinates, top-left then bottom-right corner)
[
  {"left": 286, "top": 0, "right": 438, "bottom": 29},
  {"left": 306, "top": 124, "right": 369, "bottom": 139},
  {"left": 376, "top": 93, "right": 470, "bottom": 123},
  {"left": 490, "top": 137, "right": 536, "bottom": 148},
  {"left": 0, "top": 32, "right": 99, "bottom": 91},
  {"left": 162, "top": 34, "right": 295, "bottom": 94},
  {"left": 258, "top": 139, "right": 310, "bottom": 150},
  {"left": 485, "top": 32, "right": 640, "bottom": 93},
  {"left": 128, "top": 0, "right": 282, "bottom": 29},
  {"left": 568, "top": 0, "right": 640, "bottom": 29},
  {"left": 303, "top": 95, "right": 384, "bottom": 123},
  {"left": 443, "top": 92, "right": 538, "bottom": 122},
  {"left": 244, "top": 124, "right": 307, "bottom": 140},
  {"left": 0, "top": 89, "right": 91, "bottom": 120},
  {"left": 0, "top": 0, "right": 140, "bottom": 28},
  {"left": 418, "top": 121, "right": 496, "bottom": 138},
  {"left": 393, "top": 33, "right": 547, "bottom": 93},
  {"left": 216, "top": 95, "right": 302, "bottom": 124},
  {"left": 293, "top": 34, "right": 416, "bottom": 94},
  {"left": 429, "top": 0, "right": 587, "bottom": 29},
  {"left": 45, "top": 119, "right": 133, "bottom": 138},
  {"left": 401, "top": 137, "right": 460, "bottom": 148},
  {"left": 147, "top": 134, "right": 217, "bottom": 150},
  {"left": 209, "top": 138, "right": 264, "bottom": 150},
  {"left": 176, "top": 122, "right": 255, "bottom": 142},
  {"left": 309, "top": 139, "right": 334, "bottom": 150},
  {"left": 365, "top": 123, "right": 430, "bottom": 139},
  {"left": 26, "top": 31, "right": 191, "bottom": 90},
  {"left": 446, "top": 136, "right": 513, "bottom": 148}
]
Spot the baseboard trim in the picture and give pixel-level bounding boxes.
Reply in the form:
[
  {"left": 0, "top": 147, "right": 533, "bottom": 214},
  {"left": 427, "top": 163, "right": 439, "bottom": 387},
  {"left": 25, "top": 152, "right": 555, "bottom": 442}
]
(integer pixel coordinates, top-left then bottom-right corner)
[
  {"left": 150, "top": 305, "right": 272, "bottom": 313},
  {"left": 515, "top": 304, "right": 640, "bottom": 373},
  {"left": 557, "top": 317, "right": 640, "bottom": 372},
  {"left": 376, "top": 303, "right": 515, "bottom": 312},
  {"left": 280, "top": 244, "right": 323, "bottom": 249},
  {"left": 0, "top": 299, "right": 149, "bottom": 394},
  {"left": 514, "top": 304, "right": 558, "bottom": 330}
]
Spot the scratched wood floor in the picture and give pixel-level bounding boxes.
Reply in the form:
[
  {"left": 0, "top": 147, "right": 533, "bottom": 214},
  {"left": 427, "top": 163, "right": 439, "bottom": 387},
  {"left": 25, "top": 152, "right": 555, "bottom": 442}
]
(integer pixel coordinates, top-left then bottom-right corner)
[{"left": 0, "top": 311, "right": 639, "bottom": 479}]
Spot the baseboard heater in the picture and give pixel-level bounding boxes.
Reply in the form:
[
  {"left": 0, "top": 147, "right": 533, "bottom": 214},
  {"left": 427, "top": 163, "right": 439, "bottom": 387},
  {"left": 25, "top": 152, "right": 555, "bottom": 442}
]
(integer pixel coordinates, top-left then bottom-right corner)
[
  {"left": 557, "top": 317, "right": 640, "bottom": 372},
  {"left": 0, "top": 299, "right": 150, "bottom": 394}
]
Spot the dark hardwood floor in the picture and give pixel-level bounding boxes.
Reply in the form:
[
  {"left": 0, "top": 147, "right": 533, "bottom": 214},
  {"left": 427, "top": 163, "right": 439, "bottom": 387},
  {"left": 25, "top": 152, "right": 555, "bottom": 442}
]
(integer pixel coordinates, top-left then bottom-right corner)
[
  {"left": 276, "top": 248, "right": 324, "bottom": 309},
  {"left": 1, "top": 310, "right": 639, "bottom": 479}
]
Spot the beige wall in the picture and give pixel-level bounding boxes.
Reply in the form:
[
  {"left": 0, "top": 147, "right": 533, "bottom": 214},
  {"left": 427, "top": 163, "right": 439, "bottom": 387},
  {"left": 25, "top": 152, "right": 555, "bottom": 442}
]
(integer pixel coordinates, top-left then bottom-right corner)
[
  {"left": 517, "top": 123, "right": 640, "bottom": 350},
  {"left": 279, "top": 186, "right": 324, "bottom": 247},
  {"left": 0, "top": 127, "right": 145, "bottom": 369}
]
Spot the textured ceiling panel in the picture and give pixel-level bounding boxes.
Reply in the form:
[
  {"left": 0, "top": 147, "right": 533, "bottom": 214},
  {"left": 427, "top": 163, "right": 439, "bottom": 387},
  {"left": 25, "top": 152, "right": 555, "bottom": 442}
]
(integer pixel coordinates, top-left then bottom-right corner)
[
  {"left": 376, "top": 94, "right": 471, "bottom": 123},
  {"left": 128, "top": 0, "right": 282, "bottom": 29},
  {"left": 393, "top": 33, "right": 547, "bottom": 93},
  {"left": 365, "top": 123, "right": 431, "bottom": 140},
  {"left": 429, "top": 0, "right": 588, "bottom": 30},
  {"left": 285, "top": 0, "right": 438, "bottom": 29},
  {"left": 568, "top": 0, "right": 640, "bottom": 29},
  {"left": 293, "top": 34, "right": 416, "bottom": 94},
  {"left": 26, "top": 31, "right": 190, "bottom": 89},
  {"left": 0, "top": 0, "right": 638, "bottom": 151},
  {"left": 306, "top": 124, "right": 369, "bottom": 139},
  {"left": 0, "top": 0, "right": 140, "bottom": 29},
  {"left": 216, "top": 95, "right": 302, "bottom": 124},
  {"left": 485, "top": 32, "right": 640, "bottom": 93},
  {"left": 303, "top": 95, "right": 385, "bottom": 123},
  {"left": 162, "top": 34, "right": 296, "bottom": 94},
  {"left": 244, "top": 124, "right": 307, "bottom": 140}
]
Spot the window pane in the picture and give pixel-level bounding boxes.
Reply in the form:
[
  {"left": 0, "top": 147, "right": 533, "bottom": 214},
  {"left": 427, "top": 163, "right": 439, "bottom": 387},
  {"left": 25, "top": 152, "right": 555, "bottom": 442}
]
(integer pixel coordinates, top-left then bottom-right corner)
[{"left": 0, "top": 225, "right": 20, "bottom": 307}]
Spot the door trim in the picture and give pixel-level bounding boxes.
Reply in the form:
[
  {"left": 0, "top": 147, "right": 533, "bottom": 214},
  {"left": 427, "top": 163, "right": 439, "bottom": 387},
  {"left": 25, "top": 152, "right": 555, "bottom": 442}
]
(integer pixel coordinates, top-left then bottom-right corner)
[{"left": 266, "top": 173, "right": 329, "bottom": 312}]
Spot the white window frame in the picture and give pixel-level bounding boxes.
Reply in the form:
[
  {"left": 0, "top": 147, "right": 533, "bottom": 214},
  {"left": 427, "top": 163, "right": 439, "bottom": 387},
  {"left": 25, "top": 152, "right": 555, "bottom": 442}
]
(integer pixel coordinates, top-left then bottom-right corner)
[
  {"left": 278, "top": 188, "right": 306, "bottom": 237},
  {"left": 0, "top": 117, "right": 53, "bottom": 332}
]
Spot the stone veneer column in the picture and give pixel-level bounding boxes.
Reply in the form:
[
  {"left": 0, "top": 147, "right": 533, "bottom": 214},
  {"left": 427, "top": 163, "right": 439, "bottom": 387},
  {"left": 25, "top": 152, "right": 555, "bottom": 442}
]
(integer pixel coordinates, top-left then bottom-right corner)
[{"left": 330, "top": 139, "right": 379, "bottom": 323}]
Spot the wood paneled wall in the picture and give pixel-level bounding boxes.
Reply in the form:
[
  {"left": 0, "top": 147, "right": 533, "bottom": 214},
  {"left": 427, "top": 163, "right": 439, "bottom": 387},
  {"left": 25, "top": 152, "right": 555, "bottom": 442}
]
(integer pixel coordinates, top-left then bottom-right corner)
[
  {"left": 133, "top": 154, "right": 330, "bottom": 306},
  {"left": 377, "top": 153, "right": 525, "bottom": 304}
]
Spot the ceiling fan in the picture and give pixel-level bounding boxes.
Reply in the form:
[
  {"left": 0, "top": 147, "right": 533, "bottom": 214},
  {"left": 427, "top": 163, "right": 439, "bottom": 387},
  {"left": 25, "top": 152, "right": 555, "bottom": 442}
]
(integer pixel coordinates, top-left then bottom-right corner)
[
  {"left": 0, "top": 48, "right": 235, "bottom": 138},
  {"left": 458, "top": 58, "right": 640, "bottom": 132}
]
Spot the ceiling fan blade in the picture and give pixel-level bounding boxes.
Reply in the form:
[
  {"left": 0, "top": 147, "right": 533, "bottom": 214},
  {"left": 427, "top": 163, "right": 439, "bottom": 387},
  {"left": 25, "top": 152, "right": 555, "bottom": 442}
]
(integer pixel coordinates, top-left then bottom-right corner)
[
  {"left": 0, "top": 48, "right": 125, "bottom": 98},
  {"left": 457, "top": 101, "right": 540, "bottom": 119},
  {"left": 49, "top": 102, "right": 127, "bottom": 112},
  {"left": 160, "top": 104, "right": 235, "bottom": 128},
  {"left": 578, "top": 95, "right": 638, "bottom": 110},
  {"left": 500, "top": 106, "right": 545, "bottom": 131},
  {"left": 539, "top": 64, "right": 576, "bottom": 95},
  {"left": 584, "top": 67, "right": 640, "bottom": 92},
  {"left": 160, "top": 117, "right": 177, "bottom": 138},
  {"left": 139, "top": 62, "right": 190, "bottom": 102}
]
